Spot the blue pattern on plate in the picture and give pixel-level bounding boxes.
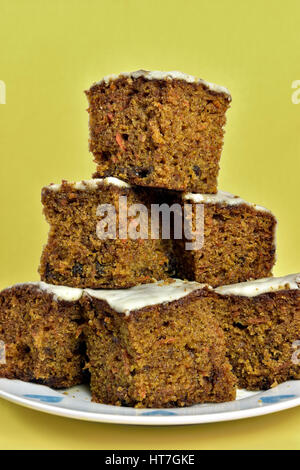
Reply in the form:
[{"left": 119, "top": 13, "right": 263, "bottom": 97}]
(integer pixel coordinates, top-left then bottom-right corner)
[
  {"left": 23, "top": 394, "right": 63, "bottom": 403},
  {"left": 260, "top": 395, "right": 297, "bottom": 404},
  {"left": 0, "top": 378, "right": 297, "bottom": 424},
  {"left": 141, "top": 410, "right": 177, "bottom": 416}
]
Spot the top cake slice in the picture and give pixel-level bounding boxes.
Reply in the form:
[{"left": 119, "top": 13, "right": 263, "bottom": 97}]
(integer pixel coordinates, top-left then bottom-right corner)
[{"left": 86, "top": 70, "right": 231, "bottom": 193}]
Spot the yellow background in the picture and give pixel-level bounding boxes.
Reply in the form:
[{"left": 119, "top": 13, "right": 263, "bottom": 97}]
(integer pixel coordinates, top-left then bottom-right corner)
[{"left": 0, "top": 0, "right": 299, "bottom": 450}]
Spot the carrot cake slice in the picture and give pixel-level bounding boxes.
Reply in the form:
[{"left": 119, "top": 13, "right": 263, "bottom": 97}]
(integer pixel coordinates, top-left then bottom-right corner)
[
  {"left": 82, "top": 280, "right": 237, "bottom": 408},
  {"left": 214, "top": 274, "right": 300, "bottom": 390},
  {"left": 39, "top": 178, "right": 174, "bottom": 288},
  {"left": 0, "top": 282, "right": 84, "bottom": 388},
  {"left": 86, "top": 70, "right": 231, "bottom": 193},
  {"left": 175, "top": 190, "right": 277, "bottom": 287}
]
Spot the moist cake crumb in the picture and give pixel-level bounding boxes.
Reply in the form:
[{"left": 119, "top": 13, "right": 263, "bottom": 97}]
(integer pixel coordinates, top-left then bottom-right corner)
[
  {"left": 174, "top": 190, "right": 277, "bottom": 287},
  {"left": 39, "top": 178, "right": 175, "bottom": 288},
  {"left": 86, "top": 70, "right": 231, "bottom": 193},
  {"left": 82, "top": 280, "right": 236, "bottom": 408},
  {"left": 0, "top": 282, "right": 84, "bottom": 388},
  {"left": 213, "top": 274, "right": 300, "bottom": 390}
]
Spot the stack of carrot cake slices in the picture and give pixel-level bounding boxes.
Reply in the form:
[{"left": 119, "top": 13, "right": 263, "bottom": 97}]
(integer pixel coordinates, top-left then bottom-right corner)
[{"left": 0, "top": 70, "right": 299, "bottom": 408}]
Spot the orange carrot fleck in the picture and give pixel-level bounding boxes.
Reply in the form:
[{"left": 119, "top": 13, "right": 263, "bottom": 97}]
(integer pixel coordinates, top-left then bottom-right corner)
[
  {"left": 116, "top": 133, "right": 126, "bottom": 151},
  {"left": 159, "top": 337, "right": 176, "bottom": 344}
]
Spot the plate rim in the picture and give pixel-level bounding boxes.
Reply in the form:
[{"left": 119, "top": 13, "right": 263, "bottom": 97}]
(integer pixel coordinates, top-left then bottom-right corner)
[{"left": 1, "top": 386, "right": 300, "bottom": 426}]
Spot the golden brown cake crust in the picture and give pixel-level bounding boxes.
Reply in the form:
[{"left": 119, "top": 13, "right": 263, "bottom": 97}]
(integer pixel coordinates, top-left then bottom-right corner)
[
  {"left": 175, "top": 201, "right": 276, "bottom": 287},
  {"left": 39, "top": 181, "right": 276, "bottom": 290},
  {"left": 0, "top": 284, "right": 84, "bottom": 388},
  {"left": 212, "top": 289, "right": 300, "bottom": 390},
  {"left": 2, "top": 280, "right": 298, "bottom": 398},
  {"left": 39, "top": 180, "right": 174, "bottom": 289},
  {"left": 82, "top": 287, "right": 237, "bottom": 408},
  {"left": 86, "top": 75, "right": 230, "bottom": 193}
]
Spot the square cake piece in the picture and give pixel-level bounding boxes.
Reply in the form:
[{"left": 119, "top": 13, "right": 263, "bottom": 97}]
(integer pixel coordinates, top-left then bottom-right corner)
[
  {"left": 86, "top": 70, "right": 231, "bottom": 193},
  {"left": 214, "top": 274, "right": 300, "bottom": 390},
  {"left": 0, "top": 282, "right": 84, "bottom": 388},
  {"left": 82, "top": 280, "right": 237, "bottom": 408},
  {"left": 39, "top": 178, "right": 174, "bottom": 288},
  {"left": 175, "top": 190, "right": 277, "bottom": 287}
]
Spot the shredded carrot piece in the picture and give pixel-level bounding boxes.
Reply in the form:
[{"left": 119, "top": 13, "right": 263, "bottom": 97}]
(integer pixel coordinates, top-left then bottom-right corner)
[
  {"left": 116, "top": 133, "right": 126, "bottom": 151},
  {"left": 159, "top": 337, "right": 176, "bottom": 344}
]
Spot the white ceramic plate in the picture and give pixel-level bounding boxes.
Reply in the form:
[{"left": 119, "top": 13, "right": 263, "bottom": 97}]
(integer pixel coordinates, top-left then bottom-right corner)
[{"left": 0, "top": 379, "right": 300, "bottom": 425}]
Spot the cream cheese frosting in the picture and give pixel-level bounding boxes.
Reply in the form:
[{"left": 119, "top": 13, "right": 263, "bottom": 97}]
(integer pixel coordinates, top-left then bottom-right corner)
[
  {"left": 93, "top": 70, "right": 231, "bottom": 99},
  {"left": 45, "top": 177, "right": 131, "bottom": 192},
  {"left": 38, "top": 282, "right": 83, "bottom": 301},
  {"left": 1, "top": 282, "right": 83, "bottom": 302},
  {"left": 183, "top": 190, "right": 273, "bottom": 214},
  {"left": 2, "top": 274, "right": 299, "bottom": 307},
  {"left": 85, "top": 279, "right": 207, "bottom": 315},
  {"left": 215, "top": 273, "right": 300, "bottom": 298}
]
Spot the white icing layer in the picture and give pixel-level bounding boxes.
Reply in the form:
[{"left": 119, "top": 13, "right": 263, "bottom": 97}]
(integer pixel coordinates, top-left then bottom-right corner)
[
  {"left": 183, "top": 190, "right": 273, "bottom": 214},
  {"left": 1, "top": 282, "right": 83, "bottom": 302},
  {"left": 215, "top": 274, "right": 300, "bottom": 298},
  {"left": 38, "top": 282, "right": 83, "bottom": 301},
  {"left": 85, "top": 279, "right": 207, "bottom": 315},
  {"left": 2, "top": 274, "right": 299, "bottom": 306},
  {"left": 45, "top": 178, "right": 131, "bottom": 192},
  {"left": 93, "top": 70, "right": 231, "bottom": 99}
]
